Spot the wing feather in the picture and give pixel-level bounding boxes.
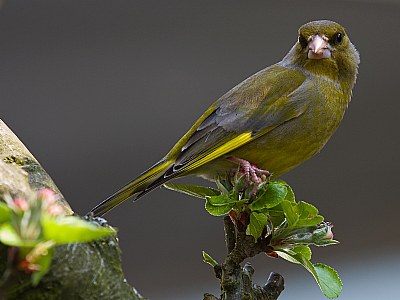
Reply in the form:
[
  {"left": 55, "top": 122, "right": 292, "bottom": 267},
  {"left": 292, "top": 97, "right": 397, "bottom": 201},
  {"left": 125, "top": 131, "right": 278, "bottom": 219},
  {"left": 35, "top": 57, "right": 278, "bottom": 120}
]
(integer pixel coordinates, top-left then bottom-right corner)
[{"left": 165, "top": 63, "right": 308, "bottom": 177}]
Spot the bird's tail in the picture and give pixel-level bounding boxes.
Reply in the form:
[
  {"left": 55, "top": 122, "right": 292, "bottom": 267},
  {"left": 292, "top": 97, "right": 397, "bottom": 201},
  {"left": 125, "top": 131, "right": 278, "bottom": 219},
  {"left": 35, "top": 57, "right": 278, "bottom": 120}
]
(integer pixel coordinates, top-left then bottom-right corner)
[{"left": 88, "top": 159, "right": 173, "bottom": 217}]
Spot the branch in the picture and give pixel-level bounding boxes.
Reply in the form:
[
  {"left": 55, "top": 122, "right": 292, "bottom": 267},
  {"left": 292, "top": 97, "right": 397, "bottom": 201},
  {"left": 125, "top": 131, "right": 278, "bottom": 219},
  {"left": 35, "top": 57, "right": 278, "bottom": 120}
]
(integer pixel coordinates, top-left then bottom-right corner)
[
  {"left": 0, "top": 120, "right": 144, "bottom": 299},
  {"left": 205, "top": 216, "right": 284, "bottom": 300},
  {"left": 224, "top": 215, "right": 236, "bottom": 254}
]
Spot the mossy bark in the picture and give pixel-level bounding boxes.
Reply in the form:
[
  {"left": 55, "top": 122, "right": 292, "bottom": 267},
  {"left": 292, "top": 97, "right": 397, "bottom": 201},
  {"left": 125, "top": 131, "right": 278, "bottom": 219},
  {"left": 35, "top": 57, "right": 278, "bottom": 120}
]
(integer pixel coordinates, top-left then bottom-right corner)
[
  {"left": 204, "top": 216, "right": 284, "bottom": 300},
  {"left": 0, "top": 120, "right": 144, "bottom": 299},
  {"left": 0, "top": 120, "right": 71, "bottom": 214}
]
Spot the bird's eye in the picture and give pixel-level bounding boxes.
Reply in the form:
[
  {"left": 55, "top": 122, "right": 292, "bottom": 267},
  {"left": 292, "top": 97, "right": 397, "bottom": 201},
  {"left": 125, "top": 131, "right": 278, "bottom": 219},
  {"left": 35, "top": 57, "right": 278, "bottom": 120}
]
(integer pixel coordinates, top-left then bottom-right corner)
[
  {"left": 298, "top": 35, "right": 308, "bottom": 48},
  {"left": 331, "top": 32, "right": 343, "bottom": 45}
]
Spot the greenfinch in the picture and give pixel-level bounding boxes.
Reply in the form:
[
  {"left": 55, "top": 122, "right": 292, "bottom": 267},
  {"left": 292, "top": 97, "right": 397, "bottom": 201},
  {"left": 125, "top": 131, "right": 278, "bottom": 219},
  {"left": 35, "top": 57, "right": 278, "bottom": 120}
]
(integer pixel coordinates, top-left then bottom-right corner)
[{"left": 90, "top": 20, "right": 359, "bottom": 217}]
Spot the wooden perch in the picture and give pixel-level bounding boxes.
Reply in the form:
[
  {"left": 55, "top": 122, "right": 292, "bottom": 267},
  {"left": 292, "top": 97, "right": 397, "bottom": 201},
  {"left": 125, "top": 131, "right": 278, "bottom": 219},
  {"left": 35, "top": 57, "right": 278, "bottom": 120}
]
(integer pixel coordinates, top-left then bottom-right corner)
[{"left": 0, "top": 120, "right": 143, "bottom": 299}]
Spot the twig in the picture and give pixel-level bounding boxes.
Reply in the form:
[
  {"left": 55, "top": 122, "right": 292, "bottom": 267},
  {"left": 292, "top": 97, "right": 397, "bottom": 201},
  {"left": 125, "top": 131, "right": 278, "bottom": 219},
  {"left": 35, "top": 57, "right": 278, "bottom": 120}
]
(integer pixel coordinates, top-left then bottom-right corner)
[
  {"left": 205, "top": 216, "right": 284, "bottom": 300},
  {"left": 224, "top": 216, "right": 236, "bottom": 254}
]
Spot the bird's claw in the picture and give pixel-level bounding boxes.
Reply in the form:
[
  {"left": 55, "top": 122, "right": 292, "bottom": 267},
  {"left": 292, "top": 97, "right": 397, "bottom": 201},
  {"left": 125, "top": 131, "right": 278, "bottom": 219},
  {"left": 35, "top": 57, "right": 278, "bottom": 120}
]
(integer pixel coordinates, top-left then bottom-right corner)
[{"left": 228, "top": 157, "right": 271, "bottom": 196}]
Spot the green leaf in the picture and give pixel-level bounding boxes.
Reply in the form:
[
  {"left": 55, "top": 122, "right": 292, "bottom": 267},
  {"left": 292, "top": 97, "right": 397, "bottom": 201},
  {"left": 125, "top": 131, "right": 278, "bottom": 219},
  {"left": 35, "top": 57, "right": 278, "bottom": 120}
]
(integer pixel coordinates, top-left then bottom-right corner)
[
  {"left": 207, "top": 194, "right": 238, "bottom": 205},
  {"left": 275, "top": 249, "right": 300, "bottom": 264},
  {"left": 246, "top": 212, "right": 267, "bottom": 241},
  {"left": 202, "top": 251, "right": 218, "bottom": 267},
  {"left": 0, "top": 224, "right": 21, "bottom": 245},
  {"left": 204, "top": 194, "right": 241, "bottom": 216},
  {"left": 314, "top": 263, "right": 343, "bottom": 299},
  {"left": 276, "top": 250, "right": 342, "bottom": 298},
  {"left": 296, "top": 202, "right": 323, "bottom": 227},
  {"left": 297, "top": 201, "right": 318, "bottom": 219},
  {"left": 297, "top": 216, "right": 324, "bottom": 227},
  {"left": 163, "top": 183, "right": 220, "bottom": 199},
  {"left": 0, "top": 203, "right": 11, "bottom": 224},
  {"left": 271, "top": 180, "right": 295, "bottom": 202},
  {"left": 284, "top": 184, "right": 295, "bottom": 202},
  {"left": 293, "top": 245, "right": 312, "bottom": 260},
  {"left": 279, "top": 200, "right": 324, "bottom": 229},
  {"left": 42, "top": 216, "right": 115, "bottom": 244},
  {"left": 205, "top": 198, "right": 235, "bottom": 216},
  {"left": 249, "top": 182, "right": 287, "bottom": 211},
  {"left": 274, "top": 246, "right": 311, "bottom": 264},
  {"left": 215, "top": 180, "right": 230, "bottom": 195},
  {"left": 267, "top": 208, "right": 286, "bottom": 228},
  {"left": 0, "top": 223, "right": 38, "bottom": 247},
  {"left": 281, "top": 200, "right": 299, "bottom": 227},
  {"left": 31, "top": 246, "right": 54, "bottom": 286}
]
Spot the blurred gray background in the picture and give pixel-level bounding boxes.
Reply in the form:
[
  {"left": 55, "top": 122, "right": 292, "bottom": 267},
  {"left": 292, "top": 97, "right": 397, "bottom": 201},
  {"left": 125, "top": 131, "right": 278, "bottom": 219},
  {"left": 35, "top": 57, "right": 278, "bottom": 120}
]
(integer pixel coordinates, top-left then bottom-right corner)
[{"left": 2, "top": 0, "right": 400, "bottom": 299}]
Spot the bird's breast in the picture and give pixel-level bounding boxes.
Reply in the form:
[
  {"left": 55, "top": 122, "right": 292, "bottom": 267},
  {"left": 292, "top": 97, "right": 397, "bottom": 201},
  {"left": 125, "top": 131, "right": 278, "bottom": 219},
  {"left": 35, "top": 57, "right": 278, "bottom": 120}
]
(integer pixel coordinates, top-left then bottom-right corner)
[{"left": 203, "top": 77, "right": 349, "bottom": 179}]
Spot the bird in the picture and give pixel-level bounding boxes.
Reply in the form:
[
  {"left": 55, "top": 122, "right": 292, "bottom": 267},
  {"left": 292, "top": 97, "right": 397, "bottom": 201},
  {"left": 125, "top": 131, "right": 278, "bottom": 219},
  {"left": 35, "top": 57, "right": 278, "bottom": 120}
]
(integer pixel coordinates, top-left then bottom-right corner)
[{"left": 89, "top": 20, "right": 360, "bottom": 217}]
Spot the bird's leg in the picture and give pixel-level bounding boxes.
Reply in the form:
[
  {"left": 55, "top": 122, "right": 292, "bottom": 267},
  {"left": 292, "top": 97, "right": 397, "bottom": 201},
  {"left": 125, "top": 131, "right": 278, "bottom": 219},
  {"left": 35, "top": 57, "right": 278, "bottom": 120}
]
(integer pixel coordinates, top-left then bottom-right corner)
[
  {"left": 249, "top": 165, "right": 271, "bottom": 177},
  {"left": 227, "top": 157, "right": 270, "bottom": 190}
]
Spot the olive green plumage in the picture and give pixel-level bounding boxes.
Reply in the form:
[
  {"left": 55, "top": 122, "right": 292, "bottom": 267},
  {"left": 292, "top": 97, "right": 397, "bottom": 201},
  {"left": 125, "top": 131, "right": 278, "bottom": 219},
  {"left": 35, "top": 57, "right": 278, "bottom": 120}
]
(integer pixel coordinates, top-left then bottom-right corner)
[{"left": 90, "top": 20, "right": 359, "bottom": 217}]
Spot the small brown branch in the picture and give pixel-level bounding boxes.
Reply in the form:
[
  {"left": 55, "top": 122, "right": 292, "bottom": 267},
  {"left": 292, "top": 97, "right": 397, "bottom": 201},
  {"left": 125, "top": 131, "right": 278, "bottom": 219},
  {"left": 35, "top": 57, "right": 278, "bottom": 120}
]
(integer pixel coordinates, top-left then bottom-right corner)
[
  {"left": 254, "top": 272, "right": 285, "bottom": 299},
  {"left": 207, "top": 215, "right": 284, "bottom": 300},
  {"left": 204, "top": 293, "right": 220, "bottom": 300},
  {"left": 226, "top": 228, "right": 273, "bottom": 267},
  {"left": 224, "top": 216, "right": 236, "bottom": 254}
]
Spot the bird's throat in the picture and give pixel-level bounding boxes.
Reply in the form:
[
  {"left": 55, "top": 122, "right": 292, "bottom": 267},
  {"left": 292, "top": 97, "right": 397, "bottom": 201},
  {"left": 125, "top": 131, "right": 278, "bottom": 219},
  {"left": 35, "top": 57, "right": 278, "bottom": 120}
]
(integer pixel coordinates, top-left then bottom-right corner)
[{"left": 304, "top": 59, "right": 339, "bottom": 81}]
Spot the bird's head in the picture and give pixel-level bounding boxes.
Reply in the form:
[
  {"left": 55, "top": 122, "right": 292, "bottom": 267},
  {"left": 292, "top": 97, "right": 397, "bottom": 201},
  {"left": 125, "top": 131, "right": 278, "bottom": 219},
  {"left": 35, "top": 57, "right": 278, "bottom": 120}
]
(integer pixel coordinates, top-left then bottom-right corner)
[{"left": 283, "top": 20, "right": 360, "bottom": 89}]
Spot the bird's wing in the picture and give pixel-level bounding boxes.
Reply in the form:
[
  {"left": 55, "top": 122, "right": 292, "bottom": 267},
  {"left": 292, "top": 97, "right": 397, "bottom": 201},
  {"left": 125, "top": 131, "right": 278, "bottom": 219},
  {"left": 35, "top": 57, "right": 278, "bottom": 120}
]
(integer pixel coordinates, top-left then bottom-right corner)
[{"left": 165, "top": 63, "right": 309, "bottom": 176}]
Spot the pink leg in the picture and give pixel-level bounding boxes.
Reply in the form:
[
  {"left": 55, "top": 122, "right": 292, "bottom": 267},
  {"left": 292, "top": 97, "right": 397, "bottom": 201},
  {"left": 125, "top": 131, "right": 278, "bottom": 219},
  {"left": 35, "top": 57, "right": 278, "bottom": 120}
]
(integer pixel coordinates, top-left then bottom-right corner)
[{"left": 227, "top": 157, "right": 270, "bottom": 185}]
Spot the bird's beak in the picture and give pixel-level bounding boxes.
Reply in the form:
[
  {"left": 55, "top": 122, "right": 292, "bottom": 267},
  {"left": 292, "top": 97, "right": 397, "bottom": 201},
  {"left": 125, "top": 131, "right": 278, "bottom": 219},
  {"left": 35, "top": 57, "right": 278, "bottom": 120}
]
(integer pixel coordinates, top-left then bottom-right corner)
[{"left": 308, "top": 35, "right": 331, "bottom": 60}]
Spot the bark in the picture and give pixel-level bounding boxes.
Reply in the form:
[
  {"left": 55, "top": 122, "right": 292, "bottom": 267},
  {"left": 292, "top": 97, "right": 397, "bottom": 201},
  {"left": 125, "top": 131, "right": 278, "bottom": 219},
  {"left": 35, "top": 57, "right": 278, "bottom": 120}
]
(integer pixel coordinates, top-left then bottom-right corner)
[
  {"left": 204, "top": 217, "right": 284, "bottom": 300},
  {"left": 0, "top": 120, "right": 143, "bottom": 300}
]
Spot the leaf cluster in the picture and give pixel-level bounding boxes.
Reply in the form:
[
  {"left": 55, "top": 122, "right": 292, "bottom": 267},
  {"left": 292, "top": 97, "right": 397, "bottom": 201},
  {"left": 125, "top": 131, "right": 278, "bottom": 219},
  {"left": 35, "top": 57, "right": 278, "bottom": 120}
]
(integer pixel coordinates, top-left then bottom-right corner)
[
  {"left": 0, "top": 189, "right": 114, "bottom": 285},
  {"left": 164, "top": 175, "right": 342, "bottom": 299}
]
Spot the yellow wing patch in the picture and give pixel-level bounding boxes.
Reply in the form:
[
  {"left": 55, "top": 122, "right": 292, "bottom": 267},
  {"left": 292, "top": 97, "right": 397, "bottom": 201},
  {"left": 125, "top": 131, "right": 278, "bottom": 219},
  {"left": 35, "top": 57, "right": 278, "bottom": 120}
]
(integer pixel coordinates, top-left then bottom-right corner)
[{"left": 178, "top": 131, "right": 253, "bottom": 173}]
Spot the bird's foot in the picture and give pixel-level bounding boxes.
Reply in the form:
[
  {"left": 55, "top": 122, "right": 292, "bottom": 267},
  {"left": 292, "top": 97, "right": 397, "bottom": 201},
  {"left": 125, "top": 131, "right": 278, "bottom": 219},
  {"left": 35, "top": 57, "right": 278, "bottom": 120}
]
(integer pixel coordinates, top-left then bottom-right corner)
[{"left": 228, "top": 157, "right": 271, "bottom": 195}]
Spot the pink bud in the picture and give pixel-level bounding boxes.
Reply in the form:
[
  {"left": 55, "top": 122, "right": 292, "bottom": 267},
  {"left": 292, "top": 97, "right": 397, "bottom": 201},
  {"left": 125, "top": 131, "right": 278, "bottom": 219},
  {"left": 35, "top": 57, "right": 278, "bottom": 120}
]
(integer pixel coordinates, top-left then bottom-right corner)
[
  {"left": 27, "top": 263, "right": 41, "bottom": 272},
  {"left": 324, "top": 229, "right": 334, "bottom": 240},
  {"left": 18, "top": 259, "right": 30, "bottom": 271},
  {"left": 18, "top": 259, "right": 40, "bottom": 273},
  {"left": 47, "top": 204, "right": 65, "bottom": 216},
  {"left": 323, "top": 223, "right": 334, "bottom": 240},
  {"left": 13, "top": 198, "right": 29, "bottom": 211},
  {"left": 37, "top": 189, "right": 56, "bottom": 203}
]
